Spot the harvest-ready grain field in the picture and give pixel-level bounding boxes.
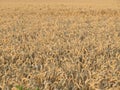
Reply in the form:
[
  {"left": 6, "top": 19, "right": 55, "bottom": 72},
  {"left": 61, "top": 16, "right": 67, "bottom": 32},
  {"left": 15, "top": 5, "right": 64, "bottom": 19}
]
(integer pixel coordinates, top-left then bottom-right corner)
[{"left": 0, "top": 0, "right": 120, "bottom": 90}]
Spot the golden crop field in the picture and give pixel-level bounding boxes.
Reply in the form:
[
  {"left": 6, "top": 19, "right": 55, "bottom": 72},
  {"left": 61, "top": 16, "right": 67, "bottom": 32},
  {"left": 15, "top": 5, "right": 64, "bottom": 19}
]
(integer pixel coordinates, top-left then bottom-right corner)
[{"left": 0, "top": 0, "right": 120, "bottom": 90}]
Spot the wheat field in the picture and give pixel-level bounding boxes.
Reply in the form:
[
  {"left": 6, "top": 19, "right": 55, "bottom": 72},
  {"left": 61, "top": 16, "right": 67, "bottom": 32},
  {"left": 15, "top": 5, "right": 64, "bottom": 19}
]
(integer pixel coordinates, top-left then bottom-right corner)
[{"left": 0, "top": 0, "right": 120, "bottom": 90}]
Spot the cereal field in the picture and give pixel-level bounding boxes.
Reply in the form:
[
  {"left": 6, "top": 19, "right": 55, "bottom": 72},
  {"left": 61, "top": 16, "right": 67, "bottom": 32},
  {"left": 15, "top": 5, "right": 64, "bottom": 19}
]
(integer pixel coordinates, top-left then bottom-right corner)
[{"left": 0, "top": 0, "right": 120, "bottom": 90}]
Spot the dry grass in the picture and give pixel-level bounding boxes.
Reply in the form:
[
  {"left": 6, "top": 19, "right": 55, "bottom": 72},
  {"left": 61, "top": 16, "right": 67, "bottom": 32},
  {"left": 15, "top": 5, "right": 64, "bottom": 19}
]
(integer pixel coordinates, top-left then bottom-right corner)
[{"left": 0, "top": 1, "right": 120, "bottom": 90}]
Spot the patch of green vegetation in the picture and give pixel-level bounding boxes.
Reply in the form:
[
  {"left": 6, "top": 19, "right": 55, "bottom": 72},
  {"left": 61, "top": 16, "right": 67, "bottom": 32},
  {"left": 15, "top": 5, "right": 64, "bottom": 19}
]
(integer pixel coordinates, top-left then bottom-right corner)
[
  {"left": 16, "top": 86, "right": 39, "bottom": 90},
  {"left": 16, "top": 86, "right": 23, "bottom": 90}
]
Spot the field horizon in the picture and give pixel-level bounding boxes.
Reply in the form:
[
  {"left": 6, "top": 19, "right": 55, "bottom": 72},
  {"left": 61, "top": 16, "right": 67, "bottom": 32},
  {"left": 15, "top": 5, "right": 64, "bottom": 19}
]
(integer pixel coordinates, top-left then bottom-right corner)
[{"left": 0, "top": 0, "right": 119, "bottom": 8}]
